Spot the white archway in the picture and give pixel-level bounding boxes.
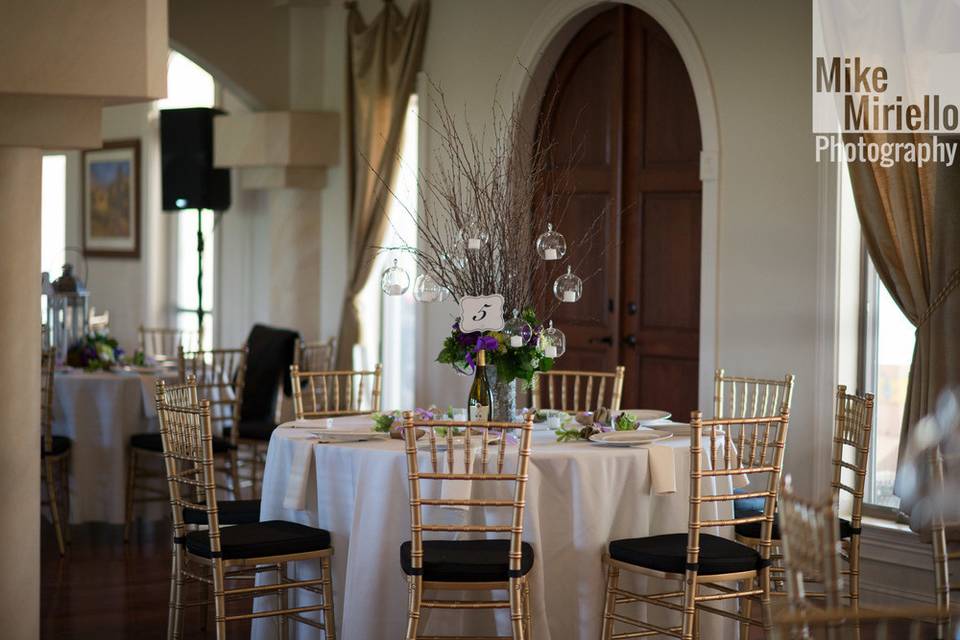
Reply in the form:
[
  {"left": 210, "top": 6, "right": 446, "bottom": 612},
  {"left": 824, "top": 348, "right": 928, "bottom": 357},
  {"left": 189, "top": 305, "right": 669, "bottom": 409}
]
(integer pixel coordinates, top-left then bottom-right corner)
[{"left": 506, "top": 0, "right": 721, "bottom": 407}]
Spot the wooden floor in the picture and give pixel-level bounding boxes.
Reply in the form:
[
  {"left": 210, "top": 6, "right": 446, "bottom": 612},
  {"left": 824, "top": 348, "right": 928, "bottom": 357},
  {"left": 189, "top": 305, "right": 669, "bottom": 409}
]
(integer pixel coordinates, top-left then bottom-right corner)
[
  {"left": 41, "top": 519, "right": 933, "bottom": 639},
  {"left": 41, "top": 519, "right": 250, "bottom": 639}
]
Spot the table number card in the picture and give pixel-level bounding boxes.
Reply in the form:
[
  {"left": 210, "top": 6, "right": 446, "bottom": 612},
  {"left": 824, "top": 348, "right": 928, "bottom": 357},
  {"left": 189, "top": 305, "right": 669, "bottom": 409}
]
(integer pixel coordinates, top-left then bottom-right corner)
[{"left": 458, "top": 294, "right": 505, "bottom": 332}]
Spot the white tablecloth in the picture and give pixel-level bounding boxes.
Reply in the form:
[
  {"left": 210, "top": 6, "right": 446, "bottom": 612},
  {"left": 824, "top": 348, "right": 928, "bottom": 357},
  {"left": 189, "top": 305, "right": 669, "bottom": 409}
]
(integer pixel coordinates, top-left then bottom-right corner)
[
  {"left": 253, "top": 418, "right": 741, "bottom": 639},
  {"left": 52, "top": 367, "right": 176, "bottom": 524}
]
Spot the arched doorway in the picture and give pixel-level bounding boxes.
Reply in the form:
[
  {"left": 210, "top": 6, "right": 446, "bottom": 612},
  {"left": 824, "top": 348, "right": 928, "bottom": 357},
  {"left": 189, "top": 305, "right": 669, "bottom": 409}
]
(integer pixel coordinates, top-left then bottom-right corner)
[{"left": 536, "top": 4, "right": 702, "bottom": 417}]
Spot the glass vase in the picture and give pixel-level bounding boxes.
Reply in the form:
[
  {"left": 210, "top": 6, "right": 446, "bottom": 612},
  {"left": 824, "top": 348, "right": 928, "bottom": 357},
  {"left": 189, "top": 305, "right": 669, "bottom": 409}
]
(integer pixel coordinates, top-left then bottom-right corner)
[{"left": 485, "top": 365, "right": 517, "bottom": 422}]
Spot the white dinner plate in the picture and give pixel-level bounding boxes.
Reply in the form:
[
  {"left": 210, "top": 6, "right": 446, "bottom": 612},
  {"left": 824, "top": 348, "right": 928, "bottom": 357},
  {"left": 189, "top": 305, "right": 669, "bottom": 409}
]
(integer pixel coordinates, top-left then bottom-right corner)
[
  {"left": 649, "top": 421, "right": 692, "bottom": 436},
  {"left": 588, "top": 430, "right": 672, "bottom": 447},
  {"left": 307, "top": 429, "right": 389, "bottom": 443},
  {"left": 120, "top": 365, "right": 161, "bottom": 374},
  {"left": 620, "top": 409, "right": 672, "bottom": 425}
]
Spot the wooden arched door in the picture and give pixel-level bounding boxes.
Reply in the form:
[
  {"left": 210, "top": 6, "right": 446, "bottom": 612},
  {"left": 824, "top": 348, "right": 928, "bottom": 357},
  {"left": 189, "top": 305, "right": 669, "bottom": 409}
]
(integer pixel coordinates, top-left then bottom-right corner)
[{"left": 537, "top": 5, "right": 702, "bottom": 417}]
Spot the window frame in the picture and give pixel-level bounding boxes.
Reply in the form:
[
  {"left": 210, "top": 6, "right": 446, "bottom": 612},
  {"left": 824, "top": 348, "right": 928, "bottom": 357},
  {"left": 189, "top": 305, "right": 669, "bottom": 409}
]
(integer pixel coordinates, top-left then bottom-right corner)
[{"left": 858, "top": 247, "right": 909, "bottom": 521}]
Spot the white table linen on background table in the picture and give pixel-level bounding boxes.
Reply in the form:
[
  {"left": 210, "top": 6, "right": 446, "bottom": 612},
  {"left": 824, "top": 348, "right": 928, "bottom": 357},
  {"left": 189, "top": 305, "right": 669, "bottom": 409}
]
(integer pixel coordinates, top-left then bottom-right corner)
[
  {"left": 252, "top": 418, "right": 742, "bottom": 640},
  {"left": 52, "top": 368, "right": 175, "bottom": 524}
]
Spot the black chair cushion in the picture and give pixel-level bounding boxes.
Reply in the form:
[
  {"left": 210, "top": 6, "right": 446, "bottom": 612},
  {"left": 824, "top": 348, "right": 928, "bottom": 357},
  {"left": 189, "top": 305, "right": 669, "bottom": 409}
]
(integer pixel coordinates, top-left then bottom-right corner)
[
  {"left": 400, "top": 539, "right": 535, "bottom": 582},
  {"left": 184, "top": 520, "right": 331, "bottom": 560},
  {"left": 182, "top": 499, "right": 262, "bottom": 526},
  {"left": 223, "top": 420, "right": 276, "bottom": 442},
  {"left": 41, "top": 435, "right": 72, "bottom": 457},
  {"left": 609, "top": 533, "right": 763, "bottom": 576},
  {"left": 129, "top": 432, "right": 233, "bottom": 453},
  {"left": 735, "top": 517, "right": 855, "bottom": 540}
]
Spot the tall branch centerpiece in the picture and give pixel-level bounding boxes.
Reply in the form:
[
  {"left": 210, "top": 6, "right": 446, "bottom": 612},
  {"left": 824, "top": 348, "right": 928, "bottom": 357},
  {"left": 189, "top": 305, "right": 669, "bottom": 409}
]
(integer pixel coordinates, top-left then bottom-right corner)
[{"left": 377, "top": 83, "right": 601, "bottom": 420}]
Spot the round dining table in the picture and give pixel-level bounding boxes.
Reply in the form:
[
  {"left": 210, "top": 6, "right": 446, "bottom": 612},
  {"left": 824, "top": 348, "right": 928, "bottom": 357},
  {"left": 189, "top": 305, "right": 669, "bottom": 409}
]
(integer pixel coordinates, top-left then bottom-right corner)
[
  {"left": 253, "top": 416, "right": 740, "bottom": 639},
  {"left": 52, "top": 366, "right": 177, "bottom": 524}
]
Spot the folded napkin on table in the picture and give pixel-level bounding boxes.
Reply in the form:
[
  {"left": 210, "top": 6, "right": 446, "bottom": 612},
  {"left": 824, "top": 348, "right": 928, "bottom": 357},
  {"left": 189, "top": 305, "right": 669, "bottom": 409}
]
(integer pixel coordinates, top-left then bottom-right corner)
[
  {"left": 647, "top": 444, "right": 677, "bottom": 495},
  {"left": 282, "top": 439, "right": 315, "bottom": 511}
]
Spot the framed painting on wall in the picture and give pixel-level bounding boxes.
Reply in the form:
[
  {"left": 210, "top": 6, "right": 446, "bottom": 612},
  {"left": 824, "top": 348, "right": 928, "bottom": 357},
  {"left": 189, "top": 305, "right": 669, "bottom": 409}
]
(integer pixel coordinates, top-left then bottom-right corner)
[{"left": 82, "top": 139, "right": 140, "bottom": 258}]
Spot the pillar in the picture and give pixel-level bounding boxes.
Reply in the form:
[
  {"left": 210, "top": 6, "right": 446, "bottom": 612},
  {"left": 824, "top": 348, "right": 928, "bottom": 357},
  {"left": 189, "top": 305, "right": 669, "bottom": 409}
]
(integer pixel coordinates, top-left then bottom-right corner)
[{"left": 0, "top": 147, "right": 42, "bottom": 639}]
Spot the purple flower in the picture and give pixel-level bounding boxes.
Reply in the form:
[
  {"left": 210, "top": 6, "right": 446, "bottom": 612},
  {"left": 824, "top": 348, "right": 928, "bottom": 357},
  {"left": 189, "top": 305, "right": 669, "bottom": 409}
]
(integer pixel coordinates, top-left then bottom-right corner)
[{"left": 476, "top": 335, "right": 499, "bottom": 352}]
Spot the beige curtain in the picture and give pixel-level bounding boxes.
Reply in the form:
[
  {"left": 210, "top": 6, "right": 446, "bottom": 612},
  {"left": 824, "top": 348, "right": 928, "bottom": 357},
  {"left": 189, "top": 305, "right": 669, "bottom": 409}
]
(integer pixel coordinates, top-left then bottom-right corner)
[
  {"left": 335, "top": 0, "right": 429, "bottom": 369},
  {"left": 845, "top": 132, "right": 960, "bottom": 516}
]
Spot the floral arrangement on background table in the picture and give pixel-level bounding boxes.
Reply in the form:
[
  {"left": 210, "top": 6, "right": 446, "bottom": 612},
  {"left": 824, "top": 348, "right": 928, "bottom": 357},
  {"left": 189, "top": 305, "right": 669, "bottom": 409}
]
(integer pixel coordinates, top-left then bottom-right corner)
[
  {"left": 374, "top": 82, "right": 604, "bottom": 420},
  {"left": 66, "top": 332, "right": 124, "bottom": 371}
]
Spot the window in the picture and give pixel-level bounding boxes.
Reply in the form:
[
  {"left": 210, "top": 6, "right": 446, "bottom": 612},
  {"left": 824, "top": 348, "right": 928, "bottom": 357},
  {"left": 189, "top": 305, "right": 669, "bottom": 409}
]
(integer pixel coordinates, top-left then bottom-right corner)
[
  {"left": 861, "top": 259, "right": 914, "bottom": 510},
  {"left": 842, "top": 162, "right": 914, "bottom": 512},
  {"left": 162, "top": 51, "right": 217, "bottom": 349},
  {"left": 357, "top": 95, "right": 419, "bottom": 410}
]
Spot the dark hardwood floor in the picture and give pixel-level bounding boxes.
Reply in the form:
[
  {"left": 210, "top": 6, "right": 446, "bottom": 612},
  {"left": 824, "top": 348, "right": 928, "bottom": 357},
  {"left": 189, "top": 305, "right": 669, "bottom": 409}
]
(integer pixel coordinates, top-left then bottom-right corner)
[{"left": 41, "top": 519, "right": 250, "bottom": 639}]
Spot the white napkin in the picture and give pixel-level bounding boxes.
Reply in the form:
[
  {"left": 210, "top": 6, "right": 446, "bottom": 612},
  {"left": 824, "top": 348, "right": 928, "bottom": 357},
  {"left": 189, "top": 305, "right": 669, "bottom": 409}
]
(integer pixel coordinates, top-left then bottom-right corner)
[
  {"left": 647, "top": 444, "right": 677, "bottom": 495},
  {"left": 282, "top": 440, "right": 315, "bottom": 511}
]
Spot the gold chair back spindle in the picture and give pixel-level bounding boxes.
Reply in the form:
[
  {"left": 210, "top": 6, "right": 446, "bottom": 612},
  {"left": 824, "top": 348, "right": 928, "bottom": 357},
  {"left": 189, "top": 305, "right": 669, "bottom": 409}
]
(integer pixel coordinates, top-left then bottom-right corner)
[
  {"left": 401, "top": 413, "right": 535, "bottom": 639},
  {"left": 290, "top": 364, "right": 383, "bottom": 419},
  {"left": 714, "top": 368, "right": 795, "bottom": 419},
  {"left": 294, "top": 337, "right": 337, "bottom": 372},
  {"left": 41, "top": 348, "right": 56, "bottom": 454},
  {"left": 140, "top": 325, "right": 201, "bottom": 362},
  {"left": 530, "top": 365, "right": 625, "bottom": 413},
  {"left": 930, "top": 446, "right": 960, "bottom": 639},
  {"left": 177, "top": 346, "right": 247, "bottom": 447}
]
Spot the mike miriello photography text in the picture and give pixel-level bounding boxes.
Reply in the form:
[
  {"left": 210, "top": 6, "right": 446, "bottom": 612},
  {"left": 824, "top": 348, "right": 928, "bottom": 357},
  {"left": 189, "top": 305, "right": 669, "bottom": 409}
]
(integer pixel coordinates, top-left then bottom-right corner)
[{"left": 814, "top": 56, "right": 960, "bottom": 166}]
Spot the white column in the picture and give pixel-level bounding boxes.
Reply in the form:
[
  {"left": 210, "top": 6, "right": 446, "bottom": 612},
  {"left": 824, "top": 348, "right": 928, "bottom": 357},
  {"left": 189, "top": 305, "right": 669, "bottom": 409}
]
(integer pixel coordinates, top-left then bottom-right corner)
[{"left": 0, "top": 147, "right": 42, "bottom": 639}]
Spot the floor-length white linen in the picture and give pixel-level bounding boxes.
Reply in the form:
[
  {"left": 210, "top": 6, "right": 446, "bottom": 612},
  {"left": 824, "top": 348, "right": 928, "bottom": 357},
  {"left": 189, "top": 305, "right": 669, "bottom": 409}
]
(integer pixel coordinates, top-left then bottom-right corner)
[
  {"left": 52, "top": 369, "right": 173, "bottom": 523},
  {"left": 252, "top": 421, "right": 739, "bottom": 639}
]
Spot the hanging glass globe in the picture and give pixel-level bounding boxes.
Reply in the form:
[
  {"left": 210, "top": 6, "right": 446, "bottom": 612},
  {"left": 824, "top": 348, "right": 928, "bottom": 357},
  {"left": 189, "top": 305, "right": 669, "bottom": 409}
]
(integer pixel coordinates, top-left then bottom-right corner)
[
  {"left": 413, "top": 272, "right": 448, "bottom": 303},
  {"left": 380, "top": 259, "right": 410, "bottom": 296},
  {"left": 535, "top": 223, "right": 566, "bottom": 261},
  {"left": 462, "top": 223, "right": 488, "bottom": 252},
  {"left": 503, "top": 309, "right": 533, "bottom": 348},
  {"left": 539, "top": 320, "right": 566, "bottom": 359},
  {"left": 553, "top": 265, "right": 583, "bottom": 303}
]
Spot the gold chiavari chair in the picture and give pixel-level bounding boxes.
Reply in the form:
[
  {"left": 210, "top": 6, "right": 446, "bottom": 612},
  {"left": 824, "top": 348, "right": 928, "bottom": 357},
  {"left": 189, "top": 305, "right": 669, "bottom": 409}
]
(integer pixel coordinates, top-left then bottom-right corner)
[
  {"left": 294, "top": 337, "right": 337, "bottom": 372},
  {"left": 157, "top": 378, "right": 336, "bottom": 640},
  {"left": 930, "top": 446, "right": 959, "bottom": 639},
  {"left": 290, "top": 363, "right": 383, "bottom": 419},
  {"left": 778, "top": 475, "right": 843, "bottom": 612},
  {"left": 529, "top": 365, "right": 625, "bottom": 413},
  {"left": 401, "top": 412, "right": 535, "bottom": 640},
  {"left": 600, "top": 408, "right": 791, "bottom": 640},
  {"left": 139, "top": 325, "right": 200, "bottom": 362},
  {"left": 123, "top": 347, "right": 247, "bottom": 542},
  {"left": 736, "top": 387, "right": 873, "bottom": 630},
  {"left": 41, "top": 347, "right": 71, "bottom": 555}
]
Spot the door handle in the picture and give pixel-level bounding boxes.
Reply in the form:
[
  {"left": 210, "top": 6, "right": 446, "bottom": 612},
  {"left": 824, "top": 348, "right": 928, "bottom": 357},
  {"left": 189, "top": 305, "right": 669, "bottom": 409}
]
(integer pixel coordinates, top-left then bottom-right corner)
[
  {"left": 589, "top": 336, "right": 614, "bottom": 346},
  {"left": 623, "top": 334, "right": 637, "bottom": 347}
]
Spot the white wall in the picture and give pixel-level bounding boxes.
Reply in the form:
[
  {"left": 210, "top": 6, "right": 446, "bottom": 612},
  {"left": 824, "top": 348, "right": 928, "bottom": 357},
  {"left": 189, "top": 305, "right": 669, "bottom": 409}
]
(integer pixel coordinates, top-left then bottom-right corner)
[{"left": 62, "top": 101, "right": 166, "bottom": 353}]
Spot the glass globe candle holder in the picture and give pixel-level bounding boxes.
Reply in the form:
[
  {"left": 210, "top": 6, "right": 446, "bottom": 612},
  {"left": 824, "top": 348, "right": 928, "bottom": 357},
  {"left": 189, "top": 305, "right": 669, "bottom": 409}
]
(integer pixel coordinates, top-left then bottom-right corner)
[
  {"left": 535, "top": 223, "right": 567, "bottom": 261},
  {"left": 539, "top": 320, "right": 566, "bottom": 359},
  {"left": 553, "top": 265, "right": 583, "bottom": 303},
  {"left": 414, "top": 272, "right": 448, "bottom": 303},
  {"left": 380, "top": 259, "right": 410, "bottom": 296},
  {"left": 503, "top": 309, "right": 533, "bottom": 348},
  {"left": 462, "top": 224, "right": 488, "bottom": 252}
]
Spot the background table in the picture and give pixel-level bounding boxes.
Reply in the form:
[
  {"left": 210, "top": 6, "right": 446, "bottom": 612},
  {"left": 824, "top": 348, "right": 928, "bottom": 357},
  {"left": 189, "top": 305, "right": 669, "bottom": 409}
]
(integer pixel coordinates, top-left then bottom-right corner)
[
  {"left": 253, "top": 419, "right": 740, "bottom": 639},
  {"left": 53, "top": 367, "right": 175, "bottom": 524}
]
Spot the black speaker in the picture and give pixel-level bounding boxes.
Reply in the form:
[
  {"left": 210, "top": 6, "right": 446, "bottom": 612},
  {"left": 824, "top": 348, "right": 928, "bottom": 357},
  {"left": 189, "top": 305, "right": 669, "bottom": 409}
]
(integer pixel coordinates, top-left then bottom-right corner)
[{"left": 160, "top": 107, "right": 231, "bottom": 211}]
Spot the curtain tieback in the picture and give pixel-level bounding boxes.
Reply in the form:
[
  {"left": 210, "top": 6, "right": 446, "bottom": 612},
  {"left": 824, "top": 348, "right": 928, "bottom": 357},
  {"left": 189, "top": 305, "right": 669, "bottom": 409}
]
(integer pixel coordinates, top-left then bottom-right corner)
[{"left": 916, "top": 266, "right": 960, "bottom": 329}]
